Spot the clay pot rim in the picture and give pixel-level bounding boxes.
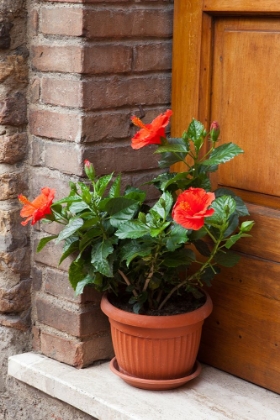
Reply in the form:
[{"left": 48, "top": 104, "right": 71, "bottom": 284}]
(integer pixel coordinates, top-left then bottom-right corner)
[{"left": 100, "top": 290, "right": 213, "bottom": 329}]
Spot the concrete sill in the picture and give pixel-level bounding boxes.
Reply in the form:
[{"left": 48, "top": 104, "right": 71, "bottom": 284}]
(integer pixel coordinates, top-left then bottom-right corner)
[{"left": 8, "top": 352, "right": 280, "bottom": 420}]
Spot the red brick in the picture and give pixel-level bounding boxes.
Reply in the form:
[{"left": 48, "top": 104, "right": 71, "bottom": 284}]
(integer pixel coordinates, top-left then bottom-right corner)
[
  {"left": 41, "top": 77, "right": 83, "bottom": 108},
  {"left": 32, "top": 45, "right": 83, "bottom": 73},
  {"left": 83, "top": 74, "right": 171, "bottom": 110},
  {"left": 84, "top": 8, "right": 173, "bottom": 38},
  {"left": 44, "top": 267, "right": 103, "bottom": 304},
  {"left": 32, "top": 44, "right": 131, "bottom": 74},
  {"left": 29, "top": 109, "right": 82, "bottom": 141},
  {"left": 36, "top": 296, "right": 110, "bottom": 337},
  {"left": 29, "top": 9, "right": 39, "bottom": 36},
  {"left": 43, "top": 141, "right": 83, "bottom": 175},
  {"left": 83, "top": 45, "right": 132, "bottom": 74},
  {"left": 83, "top": 141, "right": 159, "bottom": 175},
  {"left": 40, "top": 331, "right": 113, "bottom": 368},
  {"left": 29, "top": 77, "right": 40, "bottom": 103},
  {"left": 29, "top": 169, "right": 71, "bottom": 201},
  {"left": 133, "top": 41, "right": 172, "bottom": 72},
  {"left": 81, "top": 111, "right": 131, "bottom": 142},
  {"left": 40, "top": 7, "right": 84, "bottom": 36}
]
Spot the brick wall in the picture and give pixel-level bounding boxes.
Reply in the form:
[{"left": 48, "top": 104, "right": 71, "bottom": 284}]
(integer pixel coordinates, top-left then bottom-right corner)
[
  {"left": 0, "top": 1, "right": 29, "bottom": 331},
  {"left": 28, "top": 0, "right": 174, "bottom": 367}
]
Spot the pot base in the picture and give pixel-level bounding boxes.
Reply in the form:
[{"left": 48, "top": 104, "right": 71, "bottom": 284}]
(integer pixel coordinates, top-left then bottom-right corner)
[{"left": 110, "top": 357, "right": 202, "bottom": 390}]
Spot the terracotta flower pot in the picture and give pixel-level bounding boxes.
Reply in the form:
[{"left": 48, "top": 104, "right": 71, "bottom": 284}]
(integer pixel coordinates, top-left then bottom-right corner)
[{"left": 101, "top": 292, "right": 213, "bottom": 390}]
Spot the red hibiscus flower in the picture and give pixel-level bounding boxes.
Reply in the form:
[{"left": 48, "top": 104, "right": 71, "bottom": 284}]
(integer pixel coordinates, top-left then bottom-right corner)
[
  {"left": 172, "top": 187, "right": 215, "bottom": 230},
  {"left": 131, "top": 109, "right": 173, "bottom": 149},
  {"left": 18, "top": 187, "right": 55, "bottom": 226}
]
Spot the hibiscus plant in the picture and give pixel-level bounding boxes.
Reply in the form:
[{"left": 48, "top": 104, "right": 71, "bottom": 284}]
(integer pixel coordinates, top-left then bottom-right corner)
[{"left": 19, "top": 111, "right": 254, "bottom": 314}]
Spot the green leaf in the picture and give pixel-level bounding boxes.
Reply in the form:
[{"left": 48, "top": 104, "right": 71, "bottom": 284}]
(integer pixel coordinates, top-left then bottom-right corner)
[
  {"left": 154, "top": 143, "right": 189, "bottom": 154},
  {"left": 69, "top": 201, "right": 90, "bottom": 214},
  {"left": 78, "top": 227, "right": 102, "bottom": 252},
  {"left": 54, "top": 194, "right": 82, "bottom": 205},
  {"left": 215, "top": 188, "right": 250, "bottom": 216},
  {"left": 36, "top": 235, "right": 58, "bottom": 252},
  {"left": 194, "top": 240, "right": 211, "bottom": 257},
  {"left": 75, "top": 275, "right": 94, "bottom": 295},
  {"left": 120, "top": 242, "right": 152, "bottom": 266},
  {"left": 223, "top": 213, "right": 239, "bottom": 238},
  {"left": 109, "top": 174, "right": 121, "bottom": 198},
  {"left": 225, "top": 233, "right": 251, "bottom": 249},
  {"left": 162, "top": 248, "right": 195, "bottom": 267},
  {"left": 200, "top": 266, "right": 220, "bottom": 286},
  {"left": 91, "top": 239, "right": 115, "bottom": 277},
  {"left": 166, "top": 224, "right": 189, "bottom": 251},
  {"left": 68, "top": 259, "right": 85, "bottom": 290},
  {"left": 207, "top": 196, "right": 236, "bottom": 226},
  {"left": 115, "top": 221, "right": 150, "bottom": 239},
  {"left": 59, "top": 237, "right": 79, "bottom": 264},
  {"left": 186, "top": 119, "right": 205, "bottom": 142},
  {"left": 202, "top": 143, "right": 243, "bottom": 166},
  {"left": 95, "top": 173, "right": 114, "bottom": 196},
  {"left": 150, "top": 222, "right": 170, "bottom": 237},
  {"left": 215, "top": 250, "right": 240, "bottom": 267},
  {"left": 56, "top": 217, "right": 84, "bottom": 242},
  {"left": 151, "top": 191, "right": 173, "bottom": 220}
]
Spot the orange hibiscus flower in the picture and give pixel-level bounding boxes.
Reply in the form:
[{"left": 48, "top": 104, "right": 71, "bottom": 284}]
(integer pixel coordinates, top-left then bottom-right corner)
[
  {"left": 18, "top": 187, "right": 55, "bottom": 226},
  {"left": 131, "top": 109, "right": 173, "bottom": 149},
  {"left": 172, "top": 187, "right": 215, "bottom": 230}
]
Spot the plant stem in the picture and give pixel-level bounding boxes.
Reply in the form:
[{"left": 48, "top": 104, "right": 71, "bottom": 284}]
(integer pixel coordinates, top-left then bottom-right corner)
[
  {"left": 158, "top": 230, "right": 223, "bottom": 310},
  {"left": 118, "top": 270, "right": 138, "bottom": 297}
]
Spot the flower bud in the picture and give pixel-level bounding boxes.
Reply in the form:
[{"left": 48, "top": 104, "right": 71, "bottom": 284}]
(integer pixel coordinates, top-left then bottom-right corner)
[
  {"left": 84, "top": 159, "right": 95, "bottom": 181},
  {"left": 210, "top": 121, "right": 220, "bottom": 142}
]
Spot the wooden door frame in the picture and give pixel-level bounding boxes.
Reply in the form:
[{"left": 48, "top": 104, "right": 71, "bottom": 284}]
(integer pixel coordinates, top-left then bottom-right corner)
[{"left": 171, "top": 0, "right": 280, "bottom": 137}]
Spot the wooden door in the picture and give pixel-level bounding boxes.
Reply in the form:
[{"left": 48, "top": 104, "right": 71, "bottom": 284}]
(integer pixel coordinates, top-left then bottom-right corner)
[{"left": 172, "top": 1, "right": 280, "bottom": 393}]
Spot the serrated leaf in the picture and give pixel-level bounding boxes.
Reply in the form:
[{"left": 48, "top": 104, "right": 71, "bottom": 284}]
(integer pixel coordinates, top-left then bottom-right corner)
[
  {"left": 202, "top": 143, "right": 243, "bottom": 166},
  {"left": 215, "top": 188, "right": 250, "bottom": 216},
  {"left": 162, "top": 248, "right": 195, "bottom": 267},
  {"left": 186, "top": 119, "right": 205, "bottom": 141},
  {"left": 68, "top": 259, "right": 85, "bottom": 289},
  {"left": 120, "top": 242, "right": 152, "bottom": 266},
  {"left": 75, "top": 275, "right": 95, "bottom": 295},
  {"left": 109, "top": 174, "right": 121, "bottom": 198},
  {"left": 215, "top": 250, "right": 240, "bottom": 267},
  {"left": 194, "top": 240, "right": 211, "bottom": 257},
  {"left": 207, "top": 196, "right": 236, "bottom": 226},
  {"left": 69, "top": 201, "right": 90, "bottom": 214},
  {"left": 36, "top": 235, "right": 58, "bottom": 252},
  {"left": 166, "top": 224, "right": 189, "bottom": 251},
  {"left": 154, "top": 143, "right": 189, "bottom": 154},
  {"left": 56, "top": 217, "right": 84, "bottom": 242},
  {"left": 91, "top": 240, "right": 115, "bottom": 277},
  {"left": 225, "top": 233, "right": 251, "bottom": 249},
  {"left": 95, "top": 173, "right": 113, "bottom": 196},
  {"left": 59, "top": 237, "right": 79, "bottom": 264},
  {"left": 200, "top": 266, "right": 220, "bottom": 286},
  {"left": 115, "top": 221, "right": 150, "bottom": 239}
]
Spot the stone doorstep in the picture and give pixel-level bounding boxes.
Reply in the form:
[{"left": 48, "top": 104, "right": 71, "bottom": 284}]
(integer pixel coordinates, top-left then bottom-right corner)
[{"left": 7, "top": 352, "right": 280, "bottom": 420}]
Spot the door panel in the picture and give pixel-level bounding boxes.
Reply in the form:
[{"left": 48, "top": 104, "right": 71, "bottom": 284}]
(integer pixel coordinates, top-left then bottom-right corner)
[
  {"left": 172, "top": 1, "right": 280, "bottom": 393},
  {"left": 212, "top": 18, "right": 280, "bottom": 198}
]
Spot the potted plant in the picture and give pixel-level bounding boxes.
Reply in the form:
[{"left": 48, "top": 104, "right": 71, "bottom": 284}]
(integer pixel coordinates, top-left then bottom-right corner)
[{"left": 19, "top": 111, "right": 254, "bottom": 390}]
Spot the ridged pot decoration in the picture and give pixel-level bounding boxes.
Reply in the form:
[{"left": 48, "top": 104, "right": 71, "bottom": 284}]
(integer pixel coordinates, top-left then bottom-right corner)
[{"left": 101, "top": 291, "right": 213, "bottom": 390}]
